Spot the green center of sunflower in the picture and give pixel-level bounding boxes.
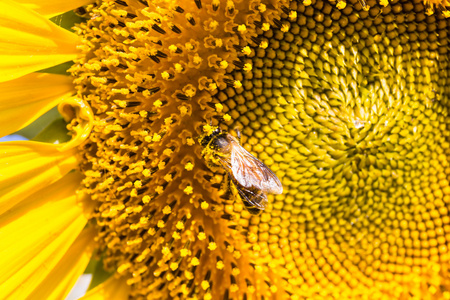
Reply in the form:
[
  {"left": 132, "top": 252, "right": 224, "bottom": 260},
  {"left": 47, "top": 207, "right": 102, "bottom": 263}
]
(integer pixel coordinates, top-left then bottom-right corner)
[{"left": 70, "top": 0, "right": 450, "bottom": 298}]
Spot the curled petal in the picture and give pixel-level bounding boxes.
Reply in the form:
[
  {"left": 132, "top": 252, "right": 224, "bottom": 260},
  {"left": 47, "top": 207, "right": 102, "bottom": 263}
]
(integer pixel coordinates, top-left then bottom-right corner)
[{"left": 58, "top": 97, "right": 94, "bottom": 151}]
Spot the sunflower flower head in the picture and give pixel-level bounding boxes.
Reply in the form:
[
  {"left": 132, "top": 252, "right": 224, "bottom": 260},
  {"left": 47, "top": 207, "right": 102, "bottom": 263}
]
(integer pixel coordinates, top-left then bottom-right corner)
[{"left": 1, "top": 0, "right": 450, "bottom": 299}]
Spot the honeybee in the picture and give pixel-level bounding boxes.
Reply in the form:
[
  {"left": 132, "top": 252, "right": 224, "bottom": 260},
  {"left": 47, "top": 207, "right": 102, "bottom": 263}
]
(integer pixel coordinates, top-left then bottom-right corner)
[{"left": 200, "top": 127, "right": 283, "bottom": 213}]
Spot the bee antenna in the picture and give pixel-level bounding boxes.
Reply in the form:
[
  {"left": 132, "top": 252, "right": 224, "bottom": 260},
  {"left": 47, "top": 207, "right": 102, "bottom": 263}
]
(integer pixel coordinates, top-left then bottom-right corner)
[{"left": 235, "top": 128, "right": 241, "bottom": 142}]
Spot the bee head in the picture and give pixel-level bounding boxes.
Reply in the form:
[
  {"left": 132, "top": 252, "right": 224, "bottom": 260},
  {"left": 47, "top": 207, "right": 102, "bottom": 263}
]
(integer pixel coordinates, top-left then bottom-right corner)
[
  {"left": 199, "top": 127, "right": 222, "bottom": 147},
  {"left": 211, "top": 133, "right": 231, "bottom": 153}
]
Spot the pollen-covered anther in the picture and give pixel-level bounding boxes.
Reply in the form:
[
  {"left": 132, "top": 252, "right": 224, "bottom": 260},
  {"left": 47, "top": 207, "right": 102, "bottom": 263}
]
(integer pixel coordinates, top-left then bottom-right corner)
[
  {"left": 281, "top": 23, "right": 290, "bottom": 32},
  {"left": 242, "top": 63, "right": 252, "bottom": 72},
  {"left": 162, "top": 205, "right": 172, "bottom": 215},
  {"left": 258, "top": 4, "right": 266, "bottom": 12},
  {"left": 113, "top": 88, "right": 131, "bottom": 96},
  {"left": 90, "top": 76, "right": 108, "bottom": 85},
  {"left": 214, "top": 103, "right": 223, "bottom": 112},
  {"left": 184, "top": 270, "right": 194, "bottom": 280},
  {"left": 180, "top": 248, "right": 190, "bottom": 257},
  {"left": 261, "top": 23, "right": 270, "bottom": 31},
  {"left": 130, "top": 189, "right": 138, "bottom": 197},
  {"left": 336, "top": 0, "right": 347, "bottom": 9},
  {"left": 237, "top": 24, "right": 247, "bottom": 33},
  {"left": 127, "top": 237, "right": 143, "bottom": 246},
  {"left": 83, "top": 62, "right": 102, "bottom": 71},
  {"left": 113, "top": 28, "right": 132, "bottom": 38},
  {"left": 169, "top": 262, "right": 179, "bottom": 271},
  {"left": 216, "top": 260, "right": 224, "bottom": 270},
  {"left": 147, "top": 228, "right": 156, "bottom": 236},
  {"left": 205, "top": 19, "right": 219, "bottom": 31},
  {"left": 202, "top": 124, "right": 216, "bottom": 135},
  {"left": 190, "top": 54, "right": 202, "bottom": 66},
  {"left": 219, "top": 60, "right": 229, "bottom": 69},
  {"left": 176, "top": 221, "right": 185, "bottom": 230},
  {"left": 153, "top": 100, "right": 163, "bottom": 108},
  {"left": 155, "top": 186, "right": 164, "bottom": 194},
  {"left": 135, "top": 249, "right": 151, "bottom": 263},
  {"left": 208, "top": 242, "right": 217, "bottom": 251},
  {"left": 172, "top": 231, "right": 181, "bottom": 239},
  {"left": 232, "top": 80, "right": 242, "bottom": 89},
  {"left": 185, "top": 162, "right": 194, "bottom": 171},
  {"left": 201, "top": 201, "right": 209, "bottom": 209},
  {"left": 168, "top": 44, "right": 178, "bottom": 54},
  {"left": 201, "top": 280, "right": 210, "bottom": 290},
  {"left": 162, "top": 146, "right": 173, "bottom": 156},
  {"left": 161, "top": 246, "right": 171, "bottom": 257},
  {"left": 164, "top": 173, "right": 173, "bottom": 182},
  {"left": 117, "top": 182, "right": 132, "bottom": 192},
  {"left": 190, "top": 257, "right": 200, "bottom": 266},
  {"left": 178, "top": 105, "right": 189, "bottom": 116},
  {"left": 204, "top": 293, "right": 213, "bottom": 300},
  {"left": 241, "top": 46, "right": 252, "bottom": 56},
  {"left": 186, "top": 138, "right": 195, "bottom": 146},
  {"left": 142, "top": 169, "right": 152, "bottom": 177},
  {"left": 223, "top": 114, "right": 232, "bottom": 122},
  {"left": 183, "top": 185, "right": 193, "bottom": 195},
  {"left": 198, "top": 231, "right": 206, "bottom": 241},
  {"left": 230, "top": 284, "right": 239, "bottom": 293},
  {"left": 288, "top": 10, "right": 297, "bottom": 20},
  {"left": 183, "top": 85, "right": 197, "bottom": 97},
  {"left": 141, "top": 195, "right": 151, "bottom": 204},
  {"left": 259, "top": 40, "right": 268, "bottom": 49},
  {"left": 153, "top": 133, "right": 162, "bottom": 142},
  {"left": 117, "top": 262, "right": 132, "bottom": 274},
  {"left": 161, "top": 71, "right": 173, "bottom": 80},
  {"left": 206, "top": 82, "right": 217, "bottom": 92},
  {"left": 157, "top": 160, "right": 166, "bottom": 170},
  {"left": 111, "top": 9, "right": 128, "bottom": 17},
  {"left": 174, "top": 63, "right": 184, "bottom": 73},
  {"left": 157, "top": 220, "right": 165, "bottom": 228}
]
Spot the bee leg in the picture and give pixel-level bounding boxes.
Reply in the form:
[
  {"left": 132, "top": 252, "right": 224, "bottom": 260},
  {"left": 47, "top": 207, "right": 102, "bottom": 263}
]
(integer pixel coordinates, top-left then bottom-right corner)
[
  {"left": 220, "top": 174, "right": 236, "bottom": 203},
  {"left": 242, "top": 201, "right": 262, "bottom": 215},
  {"left": 219, "top": 178, "right": 233, "bottom": 202}
]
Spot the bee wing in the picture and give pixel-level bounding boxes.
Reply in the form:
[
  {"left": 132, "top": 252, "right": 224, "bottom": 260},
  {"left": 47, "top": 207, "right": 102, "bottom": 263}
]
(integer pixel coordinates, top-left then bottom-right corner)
[
  {"left": 228, "top": 138, "right": 283, "bottom": 194},
  {"left": 236, "top": 187, "right": 268, "bottom": 210}
]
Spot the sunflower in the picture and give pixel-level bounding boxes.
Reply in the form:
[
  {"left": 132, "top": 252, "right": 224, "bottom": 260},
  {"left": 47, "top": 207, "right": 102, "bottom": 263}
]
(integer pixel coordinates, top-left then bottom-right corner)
[{"left": 0, "top": 0, "right": 449, "bottom": 299}]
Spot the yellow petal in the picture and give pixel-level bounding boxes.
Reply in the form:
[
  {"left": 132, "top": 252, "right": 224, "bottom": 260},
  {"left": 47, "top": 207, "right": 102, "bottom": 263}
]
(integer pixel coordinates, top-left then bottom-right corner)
[
  {"left": 0, "top": 73, "right": 74, "bottom": 137},
  {"left": 26, "top": 228, "right": 96, "bottom": 300},
  {"left": 0, "top": 0, "right": 80, "bottom": 83},
  {"left": 79, "top": 276, "right": 130, "bottom": 300},
  {"left": 16, "top": 0, "right": 93, "bottom": 19},
  {"left": 0, "top": 141, "right": 78, "bottom": 215},
  {"left": 0, "top": 172, "right": 87, "bottom": 299}
]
